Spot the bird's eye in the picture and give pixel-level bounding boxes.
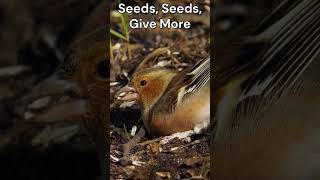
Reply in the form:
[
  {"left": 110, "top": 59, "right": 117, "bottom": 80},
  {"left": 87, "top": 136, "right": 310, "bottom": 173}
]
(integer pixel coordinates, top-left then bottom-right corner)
[
  {"left": 140, "top": 80, "right": 147, "bottom": 86},
  {"left": 96, "top": 60, "right": 108, "bottom": 78}
]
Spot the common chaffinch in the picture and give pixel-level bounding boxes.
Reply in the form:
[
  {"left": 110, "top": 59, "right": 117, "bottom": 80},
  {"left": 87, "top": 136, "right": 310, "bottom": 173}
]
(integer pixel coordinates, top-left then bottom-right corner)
[
  {"left": 118, "top": 57, "right": 210, "bottom": 137},
  {"left": 212, "top": 0, "right": 320, "bottom": 179}
]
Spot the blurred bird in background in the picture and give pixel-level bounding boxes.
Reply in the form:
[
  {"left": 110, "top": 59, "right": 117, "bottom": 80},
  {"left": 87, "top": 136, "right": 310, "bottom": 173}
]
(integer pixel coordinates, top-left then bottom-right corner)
[
  {"left": 212, "top": 0, "right": 320, "bottom": 179},
  {"left": 14, "top": 1, "right": 109, "bottom": 179}
]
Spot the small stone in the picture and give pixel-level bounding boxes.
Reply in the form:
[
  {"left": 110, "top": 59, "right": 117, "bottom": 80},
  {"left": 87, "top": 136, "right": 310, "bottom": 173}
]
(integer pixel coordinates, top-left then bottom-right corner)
[
  {"left": 28, "top": 96, "right": 51, "bottom": 110},
  {"left": 24, "top": 111, "right": 35, "bottom": 120},
  {"left": 156, "top": 172, "right": 171, "bottom": 178}
]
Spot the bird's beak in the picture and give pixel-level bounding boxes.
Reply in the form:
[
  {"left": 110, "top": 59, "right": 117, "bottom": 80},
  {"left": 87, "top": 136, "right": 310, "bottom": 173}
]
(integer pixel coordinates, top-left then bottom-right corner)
[
  {"left": 15, "top": 73, "right": 87, "bottom": 123},
  {"left": 116, "top": 85, "right": 139, "bottom": 101}
]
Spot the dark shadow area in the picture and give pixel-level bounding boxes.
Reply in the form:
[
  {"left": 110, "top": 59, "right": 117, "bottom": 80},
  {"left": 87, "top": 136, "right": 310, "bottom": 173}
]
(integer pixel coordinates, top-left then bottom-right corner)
[{"left": 0, "top": 0, "right": 107, "bottom": 179}]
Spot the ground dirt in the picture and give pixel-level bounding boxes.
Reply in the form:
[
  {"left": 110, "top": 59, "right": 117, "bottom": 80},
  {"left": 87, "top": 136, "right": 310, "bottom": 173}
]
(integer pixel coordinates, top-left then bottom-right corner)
[{"left": 110, "top": 0, "right": 210, "bottom": 179}]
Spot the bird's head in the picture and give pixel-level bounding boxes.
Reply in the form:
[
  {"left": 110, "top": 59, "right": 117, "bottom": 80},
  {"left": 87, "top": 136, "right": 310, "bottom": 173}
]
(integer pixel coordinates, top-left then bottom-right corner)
[
  {"left": 15, "top": 26, "right": 108, "bottom": 124},
  {"left": 118, "top": 68, "right": 177, "bottom": 114}
]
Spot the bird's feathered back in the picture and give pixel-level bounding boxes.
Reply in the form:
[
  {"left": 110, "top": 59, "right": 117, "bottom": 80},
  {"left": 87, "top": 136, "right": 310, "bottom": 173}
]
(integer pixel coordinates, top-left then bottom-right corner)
[
  {"left": 213, "top": 0, "right": 320, "bottom": 179},
  {"left": 151, "top": 57, "right": 210, "bottom": 115},
  {"left": 184, "top": 57, "right": 210, "bottom": 98}
]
